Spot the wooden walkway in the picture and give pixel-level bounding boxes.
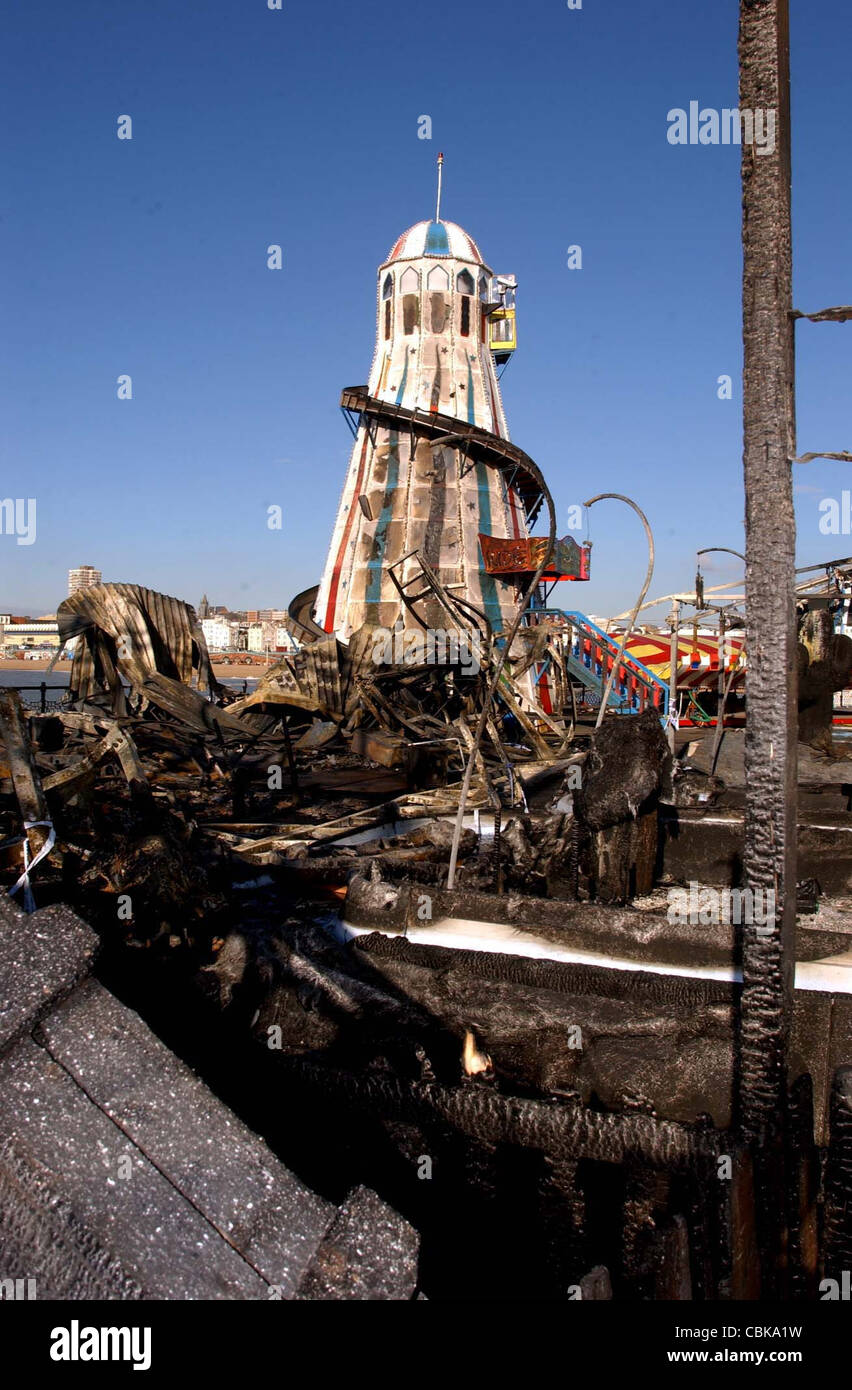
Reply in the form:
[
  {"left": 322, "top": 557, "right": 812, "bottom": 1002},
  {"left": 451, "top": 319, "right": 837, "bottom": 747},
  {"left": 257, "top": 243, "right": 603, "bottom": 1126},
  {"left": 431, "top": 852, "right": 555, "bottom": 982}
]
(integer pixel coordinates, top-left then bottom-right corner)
[{"left": 0, "top": 894, "right": 419, "bottom": 1300}]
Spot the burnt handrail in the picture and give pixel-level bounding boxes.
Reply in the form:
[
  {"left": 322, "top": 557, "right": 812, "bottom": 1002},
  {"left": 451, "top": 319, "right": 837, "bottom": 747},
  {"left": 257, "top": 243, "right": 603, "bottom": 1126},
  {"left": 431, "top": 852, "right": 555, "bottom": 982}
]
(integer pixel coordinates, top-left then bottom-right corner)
[{"left": 340, "top": 386, "right": 548, "bottom": 528}]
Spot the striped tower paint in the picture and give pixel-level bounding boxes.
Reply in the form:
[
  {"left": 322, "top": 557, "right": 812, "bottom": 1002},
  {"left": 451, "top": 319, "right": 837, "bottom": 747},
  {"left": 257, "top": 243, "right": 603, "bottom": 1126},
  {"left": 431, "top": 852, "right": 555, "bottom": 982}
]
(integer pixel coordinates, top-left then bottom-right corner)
[{"left": 315, "top": 218, "right": 528, "bottom": 642}]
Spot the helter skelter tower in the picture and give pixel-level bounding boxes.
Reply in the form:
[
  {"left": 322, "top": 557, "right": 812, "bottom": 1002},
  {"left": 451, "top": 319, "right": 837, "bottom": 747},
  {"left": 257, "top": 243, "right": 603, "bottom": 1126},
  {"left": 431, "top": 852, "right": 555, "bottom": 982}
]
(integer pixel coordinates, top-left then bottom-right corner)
[
  {"left": 315, "top": 159, "right": 542, "bottom": 644},
  {"left": 313, "top": 158, "right": 583, "bottom": 651}
]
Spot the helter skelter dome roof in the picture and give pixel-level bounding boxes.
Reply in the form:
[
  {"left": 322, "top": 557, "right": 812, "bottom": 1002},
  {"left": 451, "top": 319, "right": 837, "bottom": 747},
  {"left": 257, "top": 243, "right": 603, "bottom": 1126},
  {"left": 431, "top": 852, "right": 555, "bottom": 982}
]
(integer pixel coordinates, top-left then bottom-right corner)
[{"left": 385, "top": 219, "right": 484, "bottom": 265}]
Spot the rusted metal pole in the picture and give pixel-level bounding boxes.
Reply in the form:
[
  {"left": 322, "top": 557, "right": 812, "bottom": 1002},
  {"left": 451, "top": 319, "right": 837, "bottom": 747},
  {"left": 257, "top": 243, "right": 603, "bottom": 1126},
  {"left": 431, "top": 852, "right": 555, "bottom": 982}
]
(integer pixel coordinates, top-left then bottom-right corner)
[
  {"left": 668, "top": 599, "right": 680, "bottom": 753},
  {"left": 738, "top": 0, "right": 797, "bottom": 1291},
  {"left": 445, "top": 476, "right": 557, "bottom": 891}
]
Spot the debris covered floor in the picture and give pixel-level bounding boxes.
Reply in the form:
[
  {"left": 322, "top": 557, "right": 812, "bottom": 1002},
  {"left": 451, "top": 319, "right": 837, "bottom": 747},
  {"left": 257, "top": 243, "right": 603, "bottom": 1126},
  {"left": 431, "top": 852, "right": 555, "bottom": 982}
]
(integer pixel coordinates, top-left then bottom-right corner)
[{"left": 2, "top": 584, "right": 852, "bottom": 1298}]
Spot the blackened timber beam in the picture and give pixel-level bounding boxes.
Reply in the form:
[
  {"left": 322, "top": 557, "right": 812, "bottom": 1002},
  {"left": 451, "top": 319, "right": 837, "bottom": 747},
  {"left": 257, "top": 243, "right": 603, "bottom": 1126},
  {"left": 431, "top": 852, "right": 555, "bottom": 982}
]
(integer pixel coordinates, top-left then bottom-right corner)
[
  {"left": 739, "top": 0, "right": 797, "bottom": 1130},
  {"left": 279, "top": 1060, "right": 721, "bottom": 1173},
  {"left": 823, "top": 1068, "right": 852, "bottom": 1279},
  {"left": 738, "top": 0, "right": 797, "bottom": 1294},
  {"left": 0, "top": 691, "right": 51, "bottom": 872}
]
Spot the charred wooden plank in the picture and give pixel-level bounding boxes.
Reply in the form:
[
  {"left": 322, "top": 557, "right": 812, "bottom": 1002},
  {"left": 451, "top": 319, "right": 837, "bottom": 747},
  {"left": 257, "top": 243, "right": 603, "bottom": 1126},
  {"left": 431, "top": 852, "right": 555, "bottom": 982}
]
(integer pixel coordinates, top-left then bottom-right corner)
[
  {"left": 0, "top": 690, "right": 51, "bottom": 862},
  {"left": 137, "top": 672, "right": 253, "bottom": 742},
  {"left": 738, "top": 0, "right": 797, "bottom": 1297},
  {"left": 494, "top": 678, "right": 550, "bottom": 759},
  {"left": 40, "top": 723, "right": 148, "bottom": 797},
  {"left": 823, "top": 1067, "right": 852, "bottom": 1279}
]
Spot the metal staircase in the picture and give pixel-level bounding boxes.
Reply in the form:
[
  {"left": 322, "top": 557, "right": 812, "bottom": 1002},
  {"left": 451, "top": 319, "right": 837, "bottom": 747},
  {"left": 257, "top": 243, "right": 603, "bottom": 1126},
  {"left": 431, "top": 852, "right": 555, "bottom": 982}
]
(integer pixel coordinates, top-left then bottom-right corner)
[{"left": 524, "top": 609, "right": 670, "bottom": 718}]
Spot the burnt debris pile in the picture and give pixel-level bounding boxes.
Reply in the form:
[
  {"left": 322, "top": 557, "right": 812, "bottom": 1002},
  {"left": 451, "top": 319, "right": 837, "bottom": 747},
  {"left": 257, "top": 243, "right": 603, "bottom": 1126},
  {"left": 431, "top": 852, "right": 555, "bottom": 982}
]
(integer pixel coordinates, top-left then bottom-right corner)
[
  {"left": 2, "top": 583, "right": 852, "bottom": 1299},
  {"left": 0, "top": 583, "right": 671, "bottom": 948}
]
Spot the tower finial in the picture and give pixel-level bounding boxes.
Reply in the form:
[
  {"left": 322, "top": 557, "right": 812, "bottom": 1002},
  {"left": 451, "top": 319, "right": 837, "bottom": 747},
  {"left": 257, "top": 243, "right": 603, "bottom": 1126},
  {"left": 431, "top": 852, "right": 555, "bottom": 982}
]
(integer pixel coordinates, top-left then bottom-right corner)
[{"left": 435, "top": 152, "right": 444, "bottom": 223}]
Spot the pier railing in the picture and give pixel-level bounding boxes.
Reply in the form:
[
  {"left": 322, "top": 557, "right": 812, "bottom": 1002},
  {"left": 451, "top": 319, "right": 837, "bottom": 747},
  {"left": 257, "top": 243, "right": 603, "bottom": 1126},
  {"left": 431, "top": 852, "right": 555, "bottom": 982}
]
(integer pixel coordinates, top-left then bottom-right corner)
[
  {"left": 2, "top": 678, "right": 250, "bottom": 714},
  {"left": 6, "top": 683, "right": 68, "bottom": 713}
]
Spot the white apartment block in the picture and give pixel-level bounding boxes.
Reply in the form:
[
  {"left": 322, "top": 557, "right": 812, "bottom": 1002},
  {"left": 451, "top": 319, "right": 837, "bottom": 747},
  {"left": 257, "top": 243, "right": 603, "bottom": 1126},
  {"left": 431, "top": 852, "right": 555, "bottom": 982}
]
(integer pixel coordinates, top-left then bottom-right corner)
[
  {"left": 68, "top": 565, "right": 102, "bottom": 596},
  {"left": 200, "top": 617, "right": 236, "bottom": 652}
]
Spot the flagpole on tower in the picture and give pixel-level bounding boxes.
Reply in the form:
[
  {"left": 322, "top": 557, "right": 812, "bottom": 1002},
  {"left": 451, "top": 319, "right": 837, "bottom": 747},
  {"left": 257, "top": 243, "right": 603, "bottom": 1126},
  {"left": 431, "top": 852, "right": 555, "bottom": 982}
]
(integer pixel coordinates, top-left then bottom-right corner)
[{"left": 435, "top": 152, "right": 444, "bottom": 223}]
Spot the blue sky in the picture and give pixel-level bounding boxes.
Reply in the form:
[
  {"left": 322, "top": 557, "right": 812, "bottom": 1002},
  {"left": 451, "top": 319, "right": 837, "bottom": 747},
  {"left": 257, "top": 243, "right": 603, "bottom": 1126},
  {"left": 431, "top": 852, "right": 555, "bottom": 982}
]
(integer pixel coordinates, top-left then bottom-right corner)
[{"left": 2, "top": 0, "right": 850, "bottom": 619}]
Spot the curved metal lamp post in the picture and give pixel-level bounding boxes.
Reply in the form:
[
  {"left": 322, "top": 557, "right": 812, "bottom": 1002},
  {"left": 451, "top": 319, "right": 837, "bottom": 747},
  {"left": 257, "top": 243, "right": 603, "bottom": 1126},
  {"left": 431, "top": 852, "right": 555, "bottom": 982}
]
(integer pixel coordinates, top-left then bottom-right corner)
[
  {"left": 697, "top": 547, "right": 746, "bottom": 564},
  {"left": 583, "top": 493, "right": 655, "bottom": 731}
]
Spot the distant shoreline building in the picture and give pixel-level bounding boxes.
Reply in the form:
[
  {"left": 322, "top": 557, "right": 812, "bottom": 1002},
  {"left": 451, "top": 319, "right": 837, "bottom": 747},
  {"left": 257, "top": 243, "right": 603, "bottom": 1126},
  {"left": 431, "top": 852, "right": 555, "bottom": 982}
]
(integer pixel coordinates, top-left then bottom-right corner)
[
  {"left": 68, "top": 565, "right": 101, "bottom": 597},
  {"left": 200, "top": 616, "right": 236, "bottom": 652},
  {"left": 246, "top": 621, "right": 297, "bottom": 654},
  {"left": 1, "top": 616, "right": 61, "bottom": 652}
]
